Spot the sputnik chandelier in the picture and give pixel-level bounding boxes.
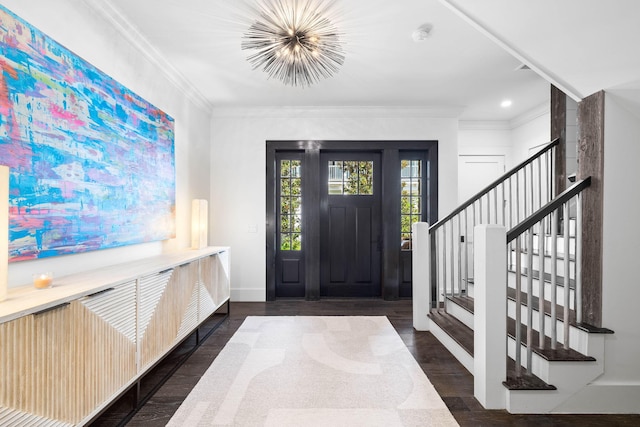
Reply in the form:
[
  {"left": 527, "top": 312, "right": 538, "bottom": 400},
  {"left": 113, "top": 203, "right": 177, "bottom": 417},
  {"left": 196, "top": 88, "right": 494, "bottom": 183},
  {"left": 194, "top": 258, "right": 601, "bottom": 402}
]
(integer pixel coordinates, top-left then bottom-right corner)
[{"left": 241, "top": 0, "right": 345, "bottom": 87}]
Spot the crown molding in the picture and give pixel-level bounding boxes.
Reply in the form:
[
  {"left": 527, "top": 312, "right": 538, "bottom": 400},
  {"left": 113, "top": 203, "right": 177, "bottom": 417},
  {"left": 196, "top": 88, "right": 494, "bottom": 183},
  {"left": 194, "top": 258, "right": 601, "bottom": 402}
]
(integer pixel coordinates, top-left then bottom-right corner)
[
  {"left": 212, "top": 105, "right": 465, "bottom": 119},
  {"left": 458, "top": 120, "right": 511, "bottom": 131},
  {"left": 459, "top": 103, "right": 549, "bottom": 131},
  {"left": 84, "top": 0, "right": 213, "bottom": 113},
  {"left": 509, "top": 102, "right": 549, "bottom": 129}
]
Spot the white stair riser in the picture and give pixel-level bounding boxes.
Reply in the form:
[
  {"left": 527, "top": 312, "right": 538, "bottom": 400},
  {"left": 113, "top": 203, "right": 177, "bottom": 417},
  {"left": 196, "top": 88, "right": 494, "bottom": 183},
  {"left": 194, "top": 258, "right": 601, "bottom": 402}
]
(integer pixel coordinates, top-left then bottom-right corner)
[
  {"left": 507, "top": 336, "right": 599, "bottom": 384},
  {"left": 533, "top": 234, "right": 576, "bottom": 257},
  {"left": 427, "top": 318, "right": 474, "bottom": 374},
  {"left": 445, "top": 298, "right": 474, "bottom": 330},
  {"left": 506, "top": 299, "right": 588, "bottom": 355},
  {"left": 507, "top": 272, "right": 575, "bottom": 309},
  {"left": 509, "top": 251, "right": 575, "bottom": 279}
]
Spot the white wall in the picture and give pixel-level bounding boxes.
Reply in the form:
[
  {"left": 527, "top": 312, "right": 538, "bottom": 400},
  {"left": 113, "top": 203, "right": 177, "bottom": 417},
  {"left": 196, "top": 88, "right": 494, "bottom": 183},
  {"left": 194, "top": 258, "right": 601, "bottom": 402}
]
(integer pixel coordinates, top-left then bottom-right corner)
[
  {"left": 457, "top": 107, "right": 550, "bottom": 204},
  {"left": 599, "top": 92, "right": 640, "bottom": 388},
  {"left": 4, "top": 0, "right": 212, "bottom": 287},
  {"left": 210, "top": 107, "right": 459, "bottom": 301},
  {"left": 510, "top": 105, "right": 551, "bottom": 163}
]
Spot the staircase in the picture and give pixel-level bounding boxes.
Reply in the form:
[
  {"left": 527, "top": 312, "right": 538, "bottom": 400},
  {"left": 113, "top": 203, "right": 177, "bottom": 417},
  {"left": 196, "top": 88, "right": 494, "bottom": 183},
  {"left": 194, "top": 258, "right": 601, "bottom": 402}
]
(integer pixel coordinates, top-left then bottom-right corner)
[{"left": 412, "top": 139, "right": 614, "bottom": 413}]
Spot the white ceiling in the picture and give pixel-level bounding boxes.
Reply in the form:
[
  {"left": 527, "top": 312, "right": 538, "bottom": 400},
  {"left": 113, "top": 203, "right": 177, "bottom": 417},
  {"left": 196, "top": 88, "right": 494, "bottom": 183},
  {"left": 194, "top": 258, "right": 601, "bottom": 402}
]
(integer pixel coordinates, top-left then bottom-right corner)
[
  {"left": 444, "top": 0, "right": 640, "bottom": 100},
  {"left": 92, "top": 0, "right": 640, "bottom": 120},
  {"left": 99, "top": 0, "right": 551, "bottom": 121}
]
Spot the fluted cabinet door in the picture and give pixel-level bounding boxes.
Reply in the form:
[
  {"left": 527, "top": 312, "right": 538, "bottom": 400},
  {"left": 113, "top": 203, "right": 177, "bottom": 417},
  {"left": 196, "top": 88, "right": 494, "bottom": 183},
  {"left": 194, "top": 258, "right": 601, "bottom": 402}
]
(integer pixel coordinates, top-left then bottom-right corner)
[
  {"left": 138, "top": 262, "right": 199, "bottom": 371},
  {"left": 216, "top": 250, "right": 231, "bottom": 305},
  {"left": 199, "top": 255, "right": 217, "bottom": 322},
  {"left": 74, "top": 281, "right": 137, "bottom": 421},
  {"left": 0, "top": 304, "right": 76, "bottom": 426}
]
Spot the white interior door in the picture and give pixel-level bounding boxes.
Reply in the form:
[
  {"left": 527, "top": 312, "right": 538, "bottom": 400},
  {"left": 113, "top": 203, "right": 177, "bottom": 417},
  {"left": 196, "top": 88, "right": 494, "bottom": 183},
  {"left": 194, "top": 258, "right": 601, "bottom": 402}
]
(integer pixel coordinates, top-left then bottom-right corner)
[{"left": 458, "top": 155, "right": 505, "bottom": 204}]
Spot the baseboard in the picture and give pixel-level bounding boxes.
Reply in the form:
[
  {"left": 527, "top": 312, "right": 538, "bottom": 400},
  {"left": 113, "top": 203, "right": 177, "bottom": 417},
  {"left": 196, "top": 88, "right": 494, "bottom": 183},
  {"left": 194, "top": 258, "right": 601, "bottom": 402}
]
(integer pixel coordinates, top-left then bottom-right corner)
[
  {"left": 553, "top": 384, "right": 640, "bottom": 413},
  {"left": 230, "top": 288, "right": 265, "bottom": 302}
]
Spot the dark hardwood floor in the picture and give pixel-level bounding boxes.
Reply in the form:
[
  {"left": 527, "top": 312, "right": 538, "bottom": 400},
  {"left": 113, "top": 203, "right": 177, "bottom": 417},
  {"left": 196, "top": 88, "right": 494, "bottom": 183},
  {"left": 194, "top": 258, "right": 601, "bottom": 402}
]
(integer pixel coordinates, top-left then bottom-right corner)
[{"left": 91, "top": 300, "right": 640, "bottom": 427}]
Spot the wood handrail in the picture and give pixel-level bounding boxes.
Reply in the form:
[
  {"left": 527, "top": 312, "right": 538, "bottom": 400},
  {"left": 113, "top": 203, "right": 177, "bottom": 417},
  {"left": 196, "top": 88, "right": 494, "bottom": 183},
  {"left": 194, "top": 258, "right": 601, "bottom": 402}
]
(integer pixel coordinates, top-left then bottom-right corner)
[
  {"left": 506, "top": 176, "right": 591, "bottom": 243},
  {"left": 430, "top": 138, "right": 559, "bottom": 232}
]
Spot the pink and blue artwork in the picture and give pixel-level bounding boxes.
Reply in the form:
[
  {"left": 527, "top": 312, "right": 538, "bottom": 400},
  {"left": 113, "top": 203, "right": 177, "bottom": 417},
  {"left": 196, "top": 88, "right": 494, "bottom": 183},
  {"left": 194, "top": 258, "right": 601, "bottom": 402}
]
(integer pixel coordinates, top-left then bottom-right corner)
[{"left": 0, "top": 5, "right": 176, "bottom": 262}]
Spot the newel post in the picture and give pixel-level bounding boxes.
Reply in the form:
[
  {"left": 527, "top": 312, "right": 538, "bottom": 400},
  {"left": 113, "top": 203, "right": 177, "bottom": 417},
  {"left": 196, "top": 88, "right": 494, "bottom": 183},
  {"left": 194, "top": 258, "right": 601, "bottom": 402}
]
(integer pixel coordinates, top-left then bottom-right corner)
[
  {"left": 412, "top": 222, "right": 430, "bottom": 331},
  {"left": 474, "top": 224, "right": 507, "bottom": 409}
]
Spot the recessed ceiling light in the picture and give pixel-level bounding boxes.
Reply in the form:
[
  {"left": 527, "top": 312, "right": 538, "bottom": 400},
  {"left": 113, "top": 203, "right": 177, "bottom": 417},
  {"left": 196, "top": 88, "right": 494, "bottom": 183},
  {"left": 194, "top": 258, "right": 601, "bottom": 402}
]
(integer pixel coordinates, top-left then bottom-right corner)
[{"left": 500, "top": 99, "right": 512, "bottom": 108}]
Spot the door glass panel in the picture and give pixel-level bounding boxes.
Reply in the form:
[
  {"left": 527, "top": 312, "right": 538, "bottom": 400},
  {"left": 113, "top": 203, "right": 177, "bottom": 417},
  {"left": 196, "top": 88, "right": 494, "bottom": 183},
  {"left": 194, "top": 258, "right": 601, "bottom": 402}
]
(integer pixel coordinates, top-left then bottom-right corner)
[
  {"left": 280, "top": 160, "right": 302, "bottom": 251},
  {"left": 401, "top": 159, "right": 422, "bottom": 250},
  {"left": 327, "top": 160, "right": 374, "bottom": 195}
]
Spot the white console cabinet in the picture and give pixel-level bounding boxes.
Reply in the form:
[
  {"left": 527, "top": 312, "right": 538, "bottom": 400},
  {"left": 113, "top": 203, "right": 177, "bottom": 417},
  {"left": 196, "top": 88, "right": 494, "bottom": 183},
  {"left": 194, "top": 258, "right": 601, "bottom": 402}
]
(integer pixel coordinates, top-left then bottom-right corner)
[{"left": 0, "top": 247, "right": 230, "bottom": 426}]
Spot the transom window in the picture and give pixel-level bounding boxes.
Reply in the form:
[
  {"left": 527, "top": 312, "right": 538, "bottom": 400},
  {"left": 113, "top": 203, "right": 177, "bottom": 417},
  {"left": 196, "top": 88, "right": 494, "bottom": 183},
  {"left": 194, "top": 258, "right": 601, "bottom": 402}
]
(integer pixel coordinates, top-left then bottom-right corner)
[
  {"left": 280, "top": 160, "right": 302, "bottom": 251},
  {"left": 401, "top": 159, "right": 422, "bottom": 250},
  {"left": 328, "top": 160, "right": 374, "bottom": 195}
]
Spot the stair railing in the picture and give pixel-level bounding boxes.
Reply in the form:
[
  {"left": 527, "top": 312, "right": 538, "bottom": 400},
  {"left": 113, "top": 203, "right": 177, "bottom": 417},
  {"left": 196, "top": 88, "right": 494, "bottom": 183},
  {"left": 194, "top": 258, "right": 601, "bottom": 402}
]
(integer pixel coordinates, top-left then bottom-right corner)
[
  {"left": 429, "top": 138, "right": 559, "bottom": 311},
  {"left": 506, "top": 177, "right": 591, "bottom": 376}
]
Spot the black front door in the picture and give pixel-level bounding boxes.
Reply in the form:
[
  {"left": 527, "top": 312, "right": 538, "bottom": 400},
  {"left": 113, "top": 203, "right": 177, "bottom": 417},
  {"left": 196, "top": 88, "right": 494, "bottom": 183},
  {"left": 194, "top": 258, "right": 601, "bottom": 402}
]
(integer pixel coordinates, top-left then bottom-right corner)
[{"left": 320, "top": 152, "right": 382, "bottom": 297}]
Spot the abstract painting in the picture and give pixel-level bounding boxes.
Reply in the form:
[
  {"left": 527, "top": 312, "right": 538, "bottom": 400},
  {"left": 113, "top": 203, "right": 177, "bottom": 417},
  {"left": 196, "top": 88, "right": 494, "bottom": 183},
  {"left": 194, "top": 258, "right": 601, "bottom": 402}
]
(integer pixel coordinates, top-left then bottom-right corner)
[{"left": 0, "top": 5, "right": 176, "bottom": 262}]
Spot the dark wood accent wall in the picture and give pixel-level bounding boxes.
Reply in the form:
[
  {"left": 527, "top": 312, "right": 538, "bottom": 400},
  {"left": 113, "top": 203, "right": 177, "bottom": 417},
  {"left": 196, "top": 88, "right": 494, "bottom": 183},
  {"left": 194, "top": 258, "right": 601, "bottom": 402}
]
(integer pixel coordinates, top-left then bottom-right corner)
[
  {"left": 577, "top": 91, "right": 605, "bottom": 327},
  {"left": 551, "top": 85, "right": 567, "bottom": 196}
]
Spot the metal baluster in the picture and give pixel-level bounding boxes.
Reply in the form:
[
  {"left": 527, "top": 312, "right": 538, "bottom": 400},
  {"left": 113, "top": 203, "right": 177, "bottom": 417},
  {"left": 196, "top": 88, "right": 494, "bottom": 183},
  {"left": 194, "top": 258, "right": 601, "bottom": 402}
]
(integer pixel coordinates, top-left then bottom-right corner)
[
  {"left": 537, "top": 157, "right": 542, "bottom": 212},
  {"left": 457, "top": 214, "right": 462, "bottom": 296},
  {"left": 551, "top": 209, "right": 558, "bottom": 349},
  {"left": 493, "top": 187, "right": 498, "bottom": 224},
  {"left": 538, "top": 218, "right": 546, "bottom": 349},
  {"left": 501, "top": 182, "right": 506, "bottom": 227},
  {"left": 450, "top": 218, "right": 455, "bottom": 297},
  {"left": 509, "top": 177, "right": 513, "bottom": 229},
  {"left": 516, "top": 172, "right": 521, "bottom": 226},
  {"left": 464, "top": 208, "right": 469, "bottom": 293},
  {"left": 576, "top": 193, "right": 583, "bottom": 324},
  {"left": 443, "top": 223, "right": 448, "bottom": 311},
  {"left": 527, "top": 227, "right": 534, "bottom": 373},
  {"left": 434, "top": 230, "right": 441, "bottom": 313},
  {"left": 515, "top": 236, "right": 523, "bottom": 377},
  {"left": 523, "top": 166, "right": 528, "bottom": 222},
  {"left": 563, "top": 201, "right": 571, "bottom": 350},
  {"left": 479, "top": 195, "right": 483, "bottom": 224}
]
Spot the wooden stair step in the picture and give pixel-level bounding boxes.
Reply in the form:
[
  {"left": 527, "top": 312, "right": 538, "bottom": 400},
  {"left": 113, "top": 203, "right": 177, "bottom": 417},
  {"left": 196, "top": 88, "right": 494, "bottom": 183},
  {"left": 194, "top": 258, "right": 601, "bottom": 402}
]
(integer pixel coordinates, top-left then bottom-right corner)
[
  {"left": 428, "top": 309, "right": 474, "bottom": 356},
  {"left": 507, "top": 287, "right": 575, "bottom": 324},
  {"left": 510, "top": 246, "right": 576, "bottom": 262},
  {"left": 508, "top": 267, "right": 576, "bottom": 289},
  {"left": 503, "top": 357, "right": 557, "bottom": 391},
  {"left": 446, "top": 294, "right": 474, "bottom": 314},
  {"left": 507, "top": 317, "right": 595, "bottom": 362}
]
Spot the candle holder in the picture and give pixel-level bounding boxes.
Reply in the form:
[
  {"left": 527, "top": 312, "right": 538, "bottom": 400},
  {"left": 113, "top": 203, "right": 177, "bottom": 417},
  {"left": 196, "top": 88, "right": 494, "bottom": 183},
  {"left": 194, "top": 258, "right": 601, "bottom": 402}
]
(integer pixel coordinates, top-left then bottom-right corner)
[{"left": 33, "top": 273, "right": 53, "bottom": 289}]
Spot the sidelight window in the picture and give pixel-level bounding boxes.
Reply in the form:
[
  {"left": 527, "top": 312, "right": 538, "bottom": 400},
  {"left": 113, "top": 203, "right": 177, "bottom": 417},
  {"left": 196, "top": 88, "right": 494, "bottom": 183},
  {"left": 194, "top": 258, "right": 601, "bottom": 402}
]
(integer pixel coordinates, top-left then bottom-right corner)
[
  {"left": 401, "top": 159, "right": 422, "bottom": 250},
  {"left": 280, "top": 160, "right": 302, "bottom": 251},
  {"left": 327, "top": 160, "right": 373, "bottom": 195}
]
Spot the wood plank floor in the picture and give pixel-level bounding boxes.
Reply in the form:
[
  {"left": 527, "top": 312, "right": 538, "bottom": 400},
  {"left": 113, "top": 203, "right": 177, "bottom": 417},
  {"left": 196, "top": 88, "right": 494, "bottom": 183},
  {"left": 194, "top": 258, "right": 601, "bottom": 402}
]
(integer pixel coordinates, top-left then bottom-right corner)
[{"left": 91, "top": 300, "right": 640, "bottom": 426}]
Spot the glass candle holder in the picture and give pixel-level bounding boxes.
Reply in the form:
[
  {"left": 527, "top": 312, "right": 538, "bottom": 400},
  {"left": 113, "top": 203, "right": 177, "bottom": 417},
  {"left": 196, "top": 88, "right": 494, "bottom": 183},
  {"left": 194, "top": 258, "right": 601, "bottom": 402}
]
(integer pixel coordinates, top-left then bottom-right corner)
[{"left": 33, "top": 273, "right": 53, "bottom": 289}]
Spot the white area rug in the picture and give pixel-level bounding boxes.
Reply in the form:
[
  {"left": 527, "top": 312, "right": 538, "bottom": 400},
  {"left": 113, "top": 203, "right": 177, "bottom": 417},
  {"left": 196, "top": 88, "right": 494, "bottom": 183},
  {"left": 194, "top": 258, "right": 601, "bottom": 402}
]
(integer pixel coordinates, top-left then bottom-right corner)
[{"left": 168, "top": 316, "right": 459, "bottom": 426}]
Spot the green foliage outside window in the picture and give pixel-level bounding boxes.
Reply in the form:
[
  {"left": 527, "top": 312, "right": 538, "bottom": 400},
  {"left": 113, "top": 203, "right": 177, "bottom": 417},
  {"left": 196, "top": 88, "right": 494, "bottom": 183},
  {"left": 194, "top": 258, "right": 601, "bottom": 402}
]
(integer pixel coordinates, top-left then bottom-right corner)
[
  {"left": 280, "top": 160, "right": 302, "bottom": 251},
  {"left": 401, "top": 159, "right": 422, "bottom": 250}
]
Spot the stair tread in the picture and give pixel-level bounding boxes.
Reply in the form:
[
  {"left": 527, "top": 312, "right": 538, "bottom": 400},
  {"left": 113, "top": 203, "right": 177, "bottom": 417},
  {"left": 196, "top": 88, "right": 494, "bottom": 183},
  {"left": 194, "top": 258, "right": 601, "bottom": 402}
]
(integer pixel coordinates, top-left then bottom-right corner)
[
  {"left": 446, "top": 295, "right": 475, "bottom": 314},
  {"left": 508, "top": 267, "right": 576, "bottom": 289},
  {"left": 504, "top": 357, "right": 557, "bottom": 391},
  {"left": 510, "top": 247, "right": 576, "bottom": 262},
  {"left": 428, "top": 310, "right": 474, "bottom": 356},
  {"left": 507, "top": 287, "right": 576, "bottom": 324},
  {"left": 507, "top": 317, "right": 595, "bottom": 362}
]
